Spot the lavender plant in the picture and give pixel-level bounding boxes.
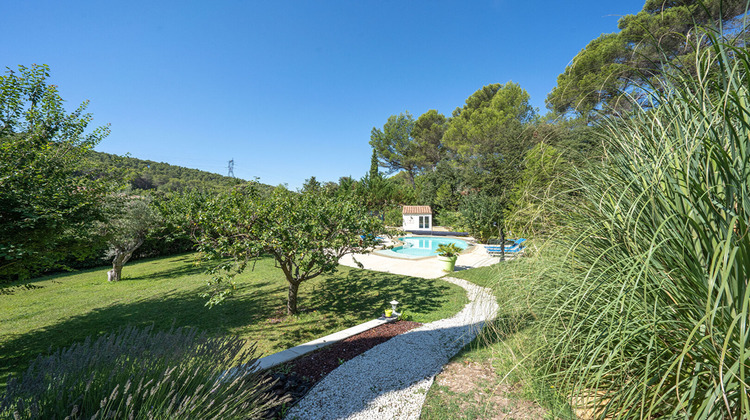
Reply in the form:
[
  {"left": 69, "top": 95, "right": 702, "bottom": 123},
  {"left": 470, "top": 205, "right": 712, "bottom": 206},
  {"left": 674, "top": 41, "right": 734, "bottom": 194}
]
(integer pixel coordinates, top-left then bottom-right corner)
[{"left": 0, "top": 325, "right": 283, "bottom": 419}]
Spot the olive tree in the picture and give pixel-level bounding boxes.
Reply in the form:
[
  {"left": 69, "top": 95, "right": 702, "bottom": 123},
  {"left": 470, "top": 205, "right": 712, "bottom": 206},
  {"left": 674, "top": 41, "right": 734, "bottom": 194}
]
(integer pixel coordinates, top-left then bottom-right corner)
[
  {"left": 185, "top": 184, "right": 383, "bottom": 315},
  {"left": 103, "top": 195, "right": 161, "bottom": 281}
]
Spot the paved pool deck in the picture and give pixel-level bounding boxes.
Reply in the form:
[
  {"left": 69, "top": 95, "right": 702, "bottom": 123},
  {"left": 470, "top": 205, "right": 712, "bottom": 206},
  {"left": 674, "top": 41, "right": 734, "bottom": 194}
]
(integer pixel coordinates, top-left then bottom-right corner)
[{"left": 339, "top": 242, "right": 500, "bottom": 279}]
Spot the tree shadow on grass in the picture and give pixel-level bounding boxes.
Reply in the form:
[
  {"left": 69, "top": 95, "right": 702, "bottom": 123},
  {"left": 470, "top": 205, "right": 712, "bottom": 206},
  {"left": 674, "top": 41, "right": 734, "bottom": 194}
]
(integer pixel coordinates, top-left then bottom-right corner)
[
  {"left": 304, "top": 268, "right": 453, "bottom": 319},
  {"left": 0, "top": 281, "right": 278, "bottom": 389},
  {"left": 122, "top": 263, "right": 206, "bottom": 281}
]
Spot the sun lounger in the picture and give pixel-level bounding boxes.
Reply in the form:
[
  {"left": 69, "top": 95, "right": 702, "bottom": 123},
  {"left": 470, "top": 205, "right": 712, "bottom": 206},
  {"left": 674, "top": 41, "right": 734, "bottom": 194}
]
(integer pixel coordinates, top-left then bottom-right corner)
[{"left": 485, "top": 239, "right": 526, "bottom": 256}]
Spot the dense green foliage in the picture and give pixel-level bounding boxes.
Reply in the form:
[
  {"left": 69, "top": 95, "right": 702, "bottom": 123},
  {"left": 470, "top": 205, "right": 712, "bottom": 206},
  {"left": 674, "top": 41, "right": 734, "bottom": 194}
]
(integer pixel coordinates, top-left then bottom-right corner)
[
  {"left": 508, "top": 142, "right": 572, "bottom": 236},
  {"left": 364, "top": 82, "right": 580, "bottom": 237},
  {"left": 0, "top": 325, "right": 281, "bottom": 419},
  {"left": 85, "top": 150, "right": 244, "bottom": 192},
  {"left": 0, "top": 65, "right": 112, "bottom": 282},
  {"left": 459, "top": 193, "right": 505, "bottom": 244},
  {"left": 546, "top": 0, "right": 749, "bottom": 117},
  {"left": 540, "top": 34, "right": 750, "bottom": 417}
]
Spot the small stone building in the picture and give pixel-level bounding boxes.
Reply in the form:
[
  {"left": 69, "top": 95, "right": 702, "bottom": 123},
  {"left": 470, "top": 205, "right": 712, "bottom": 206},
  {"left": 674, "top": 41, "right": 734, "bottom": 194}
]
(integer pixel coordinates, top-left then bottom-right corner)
[{"left": 402, "top": 205, "right": 432, "bottom": 231}]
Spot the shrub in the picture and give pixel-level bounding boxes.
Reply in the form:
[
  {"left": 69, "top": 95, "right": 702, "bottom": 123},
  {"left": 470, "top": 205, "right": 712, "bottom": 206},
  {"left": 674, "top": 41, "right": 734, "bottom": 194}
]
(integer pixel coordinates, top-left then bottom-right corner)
[
  {"left": 539, "top": 33, "right": 750, "bottom": 418},
  {"left": 384, "top": 206, "right": 403, "bottom": 227},
  {"left": 459, "top": 193, "right": 504, "bottom": 243},
  {"left": 0, "top": 325, "right": 283, "bottom": 419},
  {"left": 434, "top": 209, "right": 464, "bottom": 231}
]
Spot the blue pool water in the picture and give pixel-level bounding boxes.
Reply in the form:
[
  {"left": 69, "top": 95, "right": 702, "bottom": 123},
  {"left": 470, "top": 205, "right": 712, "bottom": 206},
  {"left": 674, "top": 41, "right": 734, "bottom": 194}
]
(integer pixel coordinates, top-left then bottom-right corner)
[{"left": 384, "top": 236, "right": 469, "bottom": 258}]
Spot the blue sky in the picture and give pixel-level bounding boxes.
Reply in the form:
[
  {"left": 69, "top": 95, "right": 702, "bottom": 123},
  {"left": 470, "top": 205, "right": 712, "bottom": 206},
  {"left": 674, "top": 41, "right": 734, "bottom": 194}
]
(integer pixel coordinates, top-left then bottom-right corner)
[{"left": 3, "top": 0, "right": 645, "bottom": 189}]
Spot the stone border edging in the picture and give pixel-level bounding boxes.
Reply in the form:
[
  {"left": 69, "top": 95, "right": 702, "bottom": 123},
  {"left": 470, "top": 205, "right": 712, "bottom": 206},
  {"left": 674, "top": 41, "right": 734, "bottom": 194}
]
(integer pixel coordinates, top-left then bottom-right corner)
[{"left": 255, "top": 316, "right": 398, "bottom": 371}]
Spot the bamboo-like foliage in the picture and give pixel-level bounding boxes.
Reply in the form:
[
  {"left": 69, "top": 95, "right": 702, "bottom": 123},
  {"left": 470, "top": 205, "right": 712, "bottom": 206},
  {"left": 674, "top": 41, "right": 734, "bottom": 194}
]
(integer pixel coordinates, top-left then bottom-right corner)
[
  {"left": 540, "top": 32, "right": 750, "bottom": 418},
  {"left": 0, "top": 325, "right": 283, "bottom": 419}
]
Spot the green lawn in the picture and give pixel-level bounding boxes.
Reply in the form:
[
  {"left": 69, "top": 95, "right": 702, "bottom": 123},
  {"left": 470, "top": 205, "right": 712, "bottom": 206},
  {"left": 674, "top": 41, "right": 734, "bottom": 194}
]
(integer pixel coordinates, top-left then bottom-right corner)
[{"left": 0, "top": 253, "right": 467, "bottom": 389}]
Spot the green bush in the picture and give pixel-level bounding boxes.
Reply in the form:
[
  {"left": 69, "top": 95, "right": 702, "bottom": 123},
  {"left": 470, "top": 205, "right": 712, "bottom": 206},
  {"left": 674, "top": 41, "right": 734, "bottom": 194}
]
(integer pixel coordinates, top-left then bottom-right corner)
[
  {"left": 434, "top": 209, "right": 464, "bottom": 230},
  {"left": 0, "top": 325, "right": 283, "bottom": 419},
  {"left": 459, "top": 193, "right": 503, "bottom": 243},
  {"left": 384, "top": 206, "right": 403, "bottom": 227},
  {"left": 539, "top": 34, "right": 750, "bottom": 418}
]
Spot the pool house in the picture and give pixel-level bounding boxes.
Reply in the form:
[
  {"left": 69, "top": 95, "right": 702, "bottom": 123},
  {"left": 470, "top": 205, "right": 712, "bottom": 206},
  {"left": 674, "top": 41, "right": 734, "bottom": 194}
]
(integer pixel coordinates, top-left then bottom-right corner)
[{"left": 402, "top": 205, "right": 432, "bottom": 231}]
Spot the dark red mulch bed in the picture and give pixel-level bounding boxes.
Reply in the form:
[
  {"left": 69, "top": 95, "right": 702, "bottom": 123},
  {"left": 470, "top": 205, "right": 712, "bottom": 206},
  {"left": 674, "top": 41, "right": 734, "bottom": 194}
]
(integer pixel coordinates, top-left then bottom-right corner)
[{"left": 264, "top": 320, "right": 421, "bottom": 417}]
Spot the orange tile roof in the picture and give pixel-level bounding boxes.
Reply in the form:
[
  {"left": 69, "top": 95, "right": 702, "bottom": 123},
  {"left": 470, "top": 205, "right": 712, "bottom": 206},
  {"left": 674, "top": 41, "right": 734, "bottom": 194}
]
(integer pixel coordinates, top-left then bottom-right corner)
[{"left": 402, "top": 205, "right": 432, "bottom": 214}]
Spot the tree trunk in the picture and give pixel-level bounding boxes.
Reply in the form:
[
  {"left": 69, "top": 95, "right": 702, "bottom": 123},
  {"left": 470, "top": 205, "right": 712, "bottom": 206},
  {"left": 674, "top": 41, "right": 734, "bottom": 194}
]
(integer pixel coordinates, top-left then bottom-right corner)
[
  {"left": 107, "top": 251, "right": 128, "bottom": 282},
  {"left": 287, "top": 281, "right": 300, "bottom": 315},
  {"left": 106, "top": 239, "right": 141, "bottom": 282}
]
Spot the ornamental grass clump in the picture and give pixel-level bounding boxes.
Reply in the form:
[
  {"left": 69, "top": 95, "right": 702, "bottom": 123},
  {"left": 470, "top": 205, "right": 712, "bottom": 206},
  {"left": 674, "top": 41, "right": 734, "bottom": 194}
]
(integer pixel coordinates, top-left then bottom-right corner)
[
  {"left": 0, "top": 325, "right": 283, "bottom": 419},
  {"left": 539, "top": 32, "right": 750, "bottom": 418}
]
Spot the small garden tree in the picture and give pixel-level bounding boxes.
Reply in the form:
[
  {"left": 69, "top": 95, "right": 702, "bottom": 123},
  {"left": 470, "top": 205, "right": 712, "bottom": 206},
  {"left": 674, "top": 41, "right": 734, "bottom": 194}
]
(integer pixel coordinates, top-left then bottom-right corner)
[
  {"left": 186, "top": 184, "right": 384, "bottom": 315},
  {"left": 102, "top": 195, "right": 161, "bottom": 281}
]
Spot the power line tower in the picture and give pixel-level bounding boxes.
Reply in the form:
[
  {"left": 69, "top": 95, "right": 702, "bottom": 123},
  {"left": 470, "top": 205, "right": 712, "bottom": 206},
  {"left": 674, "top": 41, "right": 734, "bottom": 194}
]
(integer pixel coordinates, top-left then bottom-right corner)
[{"left": 227, "top": 159, "right": 235, "bottom": 178}]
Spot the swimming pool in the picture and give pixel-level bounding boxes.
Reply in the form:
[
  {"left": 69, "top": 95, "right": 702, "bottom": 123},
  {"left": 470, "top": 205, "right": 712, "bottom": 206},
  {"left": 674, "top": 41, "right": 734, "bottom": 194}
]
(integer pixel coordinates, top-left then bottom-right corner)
[{"left": 376, "top": 236, "right": 469, "bottom": 259}]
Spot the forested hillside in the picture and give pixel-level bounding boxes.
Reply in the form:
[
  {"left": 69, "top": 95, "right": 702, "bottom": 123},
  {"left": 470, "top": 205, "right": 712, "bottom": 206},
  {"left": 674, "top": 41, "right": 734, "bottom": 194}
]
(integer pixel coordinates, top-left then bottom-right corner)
[{"left": 85, "top": 150, "right": 244, "bottom": 192}]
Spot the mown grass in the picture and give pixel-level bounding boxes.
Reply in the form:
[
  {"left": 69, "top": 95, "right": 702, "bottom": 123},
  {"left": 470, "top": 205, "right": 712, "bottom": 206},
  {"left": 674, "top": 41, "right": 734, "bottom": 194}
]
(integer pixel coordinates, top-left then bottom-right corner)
[
  {"left": 0, "top": 252, "right": 467, "bottom": 390},
  {"left": 421, "top": 249, "right": 575, "bottom": 419}
]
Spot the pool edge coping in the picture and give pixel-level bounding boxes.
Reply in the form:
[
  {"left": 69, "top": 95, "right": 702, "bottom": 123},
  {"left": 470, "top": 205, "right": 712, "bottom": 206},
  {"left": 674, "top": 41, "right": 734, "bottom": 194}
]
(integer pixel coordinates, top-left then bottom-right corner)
[{"left": 373, "top": 235, "right": 475, "bottom": 260}]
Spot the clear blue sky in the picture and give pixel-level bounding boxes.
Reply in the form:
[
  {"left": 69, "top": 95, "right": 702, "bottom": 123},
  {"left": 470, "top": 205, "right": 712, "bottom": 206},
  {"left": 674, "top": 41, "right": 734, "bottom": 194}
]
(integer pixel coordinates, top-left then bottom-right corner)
[{"left": 3, "top": 0, "right": 645, "bottom": 189}]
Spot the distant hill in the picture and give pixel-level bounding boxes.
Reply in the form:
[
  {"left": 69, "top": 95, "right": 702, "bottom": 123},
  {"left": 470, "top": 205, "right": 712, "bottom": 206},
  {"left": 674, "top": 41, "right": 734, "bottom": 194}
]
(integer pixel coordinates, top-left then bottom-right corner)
[{"left": 84, "top": 150, "right": 248, "bottom": 192}]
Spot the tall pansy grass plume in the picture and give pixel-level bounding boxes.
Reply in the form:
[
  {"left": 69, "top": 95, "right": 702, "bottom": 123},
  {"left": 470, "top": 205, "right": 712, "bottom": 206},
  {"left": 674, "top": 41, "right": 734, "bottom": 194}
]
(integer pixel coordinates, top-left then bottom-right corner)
[{"left": 539, "top": 26, "right": 750, "bottom": 419}]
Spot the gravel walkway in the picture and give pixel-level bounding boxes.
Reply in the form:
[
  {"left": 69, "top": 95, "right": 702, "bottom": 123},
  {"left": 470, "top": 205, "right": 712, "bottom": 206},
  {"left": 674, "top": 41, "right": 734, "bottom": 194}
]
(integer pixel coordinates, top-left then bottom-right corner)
[{"left": 285, "top": 277, "right": 498, "bottom": 419}]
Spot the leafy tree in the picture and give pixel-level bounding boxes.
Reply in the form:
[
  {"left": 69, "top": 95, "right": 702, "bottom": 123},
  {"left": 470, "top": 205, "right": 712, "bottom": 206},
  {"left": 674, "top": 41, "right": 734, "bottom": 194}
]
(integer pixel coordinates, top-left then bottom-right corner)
[
  {"left": 444, "top": 82, "right": 534, "bottom": 159},
  {"left": 411, "top": 109, "right": 448, "bottom": 172},
  {"left": 370, "top": 112, "right": 420, "bottom": 182},
  {"left": 546, "top": 0, "right": 749, "bottom": 117},
  {"left": 0, "top": 64, "right": 111, "bottom": 281},
  {"left": 443, "top": 82, "right": 536, "bottom": 200},
  {"left": 414, "top": 161, "right": 463, "bottom": 211},
  {"left": 336, "top": 176, "right": 357, "bottom": 195},
  {"left": 358, "top": 174, "right": 394, "bottom": 211},
  {"left": 531, "top": 114, "right": 599, "bottom": 164},
  {"left": 301, "top": 175, "right": 321, "bottom": 193},
  {"left": 102, "top": 195, "right": 162, "bottom": 281},
  {"left": 185, "top": 185, "right": 383, "bottom": 315}
]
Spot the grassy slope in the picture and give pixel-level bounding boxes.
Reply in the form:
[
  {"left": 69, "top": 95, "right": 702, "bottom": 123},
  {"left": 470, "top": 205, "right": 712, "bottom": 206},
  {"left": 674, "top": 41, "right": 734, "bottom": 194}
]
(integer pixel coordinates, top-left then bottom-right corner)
[
  {"left": 421, "top": 253, "right": 574, "bottom": 419},
  {"left": 0, "top": 253, "right": 467, "bottom": 389}
]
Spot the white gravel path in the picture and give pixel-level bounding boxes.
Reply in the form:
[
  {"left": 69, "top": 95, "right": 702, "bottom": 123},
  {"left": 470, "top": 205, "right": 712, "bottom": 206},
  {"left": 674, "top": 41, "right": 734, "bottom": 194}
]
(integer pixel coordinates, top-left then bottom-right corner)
[{"left": 285, "top": 276, "right": 498, "bottom": 420}]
